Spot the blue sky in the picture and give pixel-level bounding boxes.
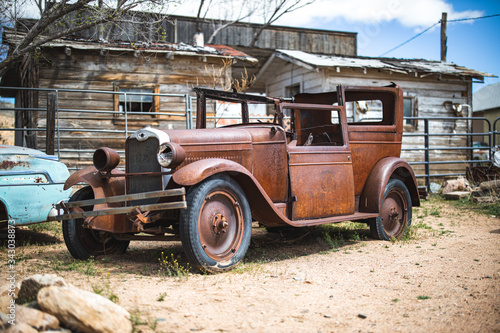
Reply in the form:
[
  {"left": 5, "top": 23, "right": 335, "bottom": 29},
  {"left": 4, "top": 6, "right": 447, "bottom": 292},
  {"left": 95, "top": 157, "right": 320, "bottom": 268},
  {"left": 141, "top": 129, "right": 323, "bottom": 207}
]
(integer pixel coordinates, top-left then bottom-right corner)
[
  {"left": 175, "top": 0, "right": 499, "bottom": 92},
  {"left": 276, "top": 0, "right": 500, "bottom": 92},
  {"left": 7, "top": 0, "right": 500, "bottom": 94}
]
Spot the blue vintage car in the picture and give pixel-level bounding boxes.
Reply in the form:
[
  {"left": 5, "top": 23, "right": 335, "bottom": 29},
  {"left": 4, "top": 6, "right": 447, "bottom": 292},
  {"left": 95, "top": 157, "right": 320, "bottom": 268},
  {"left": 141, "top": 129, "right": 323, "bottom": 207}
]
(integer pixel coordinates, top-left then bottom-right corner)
[{"left": 0, "top": 145, "right": 71, "bottom": 226}]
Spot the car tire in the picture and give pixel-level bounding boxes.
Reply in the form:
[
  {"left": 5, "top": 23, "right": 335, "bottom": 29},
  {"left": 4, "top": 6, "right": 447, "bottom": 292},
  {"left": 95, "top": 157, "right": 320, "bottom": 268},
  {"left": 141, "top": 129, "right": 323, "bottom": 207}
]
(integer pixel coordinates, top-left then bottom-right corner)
[
  {"left": 180, "top": 174, "right": 252, "bottom": 273},
  {"left": 369, "top": 179, "right": 412, "bottom": 241},
  {"left": 62, "top": 186, "right": 129, "bottom": 259}
]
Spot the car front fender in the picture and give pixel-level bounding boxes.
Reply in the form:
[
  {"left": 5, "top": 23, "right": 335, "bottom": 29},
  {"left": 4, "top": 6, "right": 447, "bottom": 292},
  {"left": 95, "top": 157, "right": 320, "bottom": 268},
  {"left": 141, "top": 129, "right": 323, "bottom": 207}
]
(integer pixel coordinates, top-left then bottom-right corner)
[
  {"left": 64, "top": 166, "right": 125, "bottom": 197},
  {"left": 63, "top": 166, "right": 132, "bottom": 232},
  {"left": 359, "top": 157, "right": 420, "bottom": 214},
  {"left": 172, "top": 158, "right": 252, "bottom": 186}
]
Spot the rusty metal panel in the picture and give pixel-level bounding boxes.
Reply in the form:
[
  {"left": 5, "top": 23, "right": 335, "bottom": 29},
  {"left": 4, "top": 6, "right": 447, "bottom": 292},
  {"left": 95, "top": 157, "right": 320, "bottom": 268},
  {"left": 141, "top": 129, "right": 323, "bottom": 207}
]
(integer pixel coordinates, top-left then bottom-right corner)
[
  {"left": 168, "top": 128, "right": 254, "bottom": 171},
  {"left": 126, "top": 136, "right": 162, "bottom": 205},
  {"left": 242, "top": 125, "right": 288, "bottom": 202},
  {"left": 288, "top": 147, "right": 354, "bottom": 220}
]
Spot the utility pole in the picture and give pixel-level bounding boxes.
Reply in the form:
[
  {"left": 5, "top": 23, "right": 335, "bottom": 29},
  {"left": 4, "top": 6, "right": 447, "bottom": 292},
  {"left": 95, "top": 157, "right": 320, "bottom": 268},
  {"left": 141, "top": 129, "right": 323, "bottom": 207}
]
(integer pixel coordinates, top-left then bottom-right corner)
[{"left": 441, "top": 12, "right": 447, "bottom": 62}]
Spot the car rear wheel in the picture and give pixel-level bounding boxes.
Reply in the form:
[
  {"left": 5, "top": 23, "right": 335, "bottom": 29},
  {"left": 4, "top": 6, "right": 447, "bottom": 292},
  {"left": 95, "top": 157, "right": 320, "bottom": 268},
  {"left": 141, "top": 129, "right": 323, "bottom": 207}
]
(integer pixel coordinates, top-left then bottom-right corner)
[
  {"left": 62, "top": 186, "right": 129, "bottom": 259},
  {"left": 369, "top": 179, "right": 412, "bottom": 241},
  {"left": 180, "top": 175, "right": 252, "bottom": 273}
]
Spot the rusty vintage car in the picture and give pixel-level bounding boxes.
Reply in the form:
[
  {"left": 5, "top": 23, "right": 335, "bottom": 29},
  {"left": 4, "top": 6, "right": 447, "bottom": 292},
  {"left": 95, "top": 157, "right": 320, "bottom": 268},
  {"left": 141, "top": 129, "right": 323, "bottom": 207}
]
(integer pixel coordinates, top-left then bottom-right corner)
[{"left": 55, "top": 84, "right": 420, "bottom": 272}]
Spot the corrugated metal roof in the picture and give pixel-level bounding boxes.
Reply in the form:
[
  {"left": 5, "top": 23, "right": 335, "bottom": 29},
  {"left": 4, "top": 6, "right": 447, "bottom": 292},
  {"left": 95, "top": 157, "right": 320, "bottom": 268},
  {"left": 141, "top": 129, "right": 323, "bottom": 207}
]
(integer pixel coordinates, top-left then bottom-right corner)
[
  {"left": 3, "top": 28, "right": 258, "bottom": 64},
  {"left": 275, "top": 49, "right": 495, "bottom": 79},
  {"left": 473, "top": 82, "right": 500, "bottom": 112}
]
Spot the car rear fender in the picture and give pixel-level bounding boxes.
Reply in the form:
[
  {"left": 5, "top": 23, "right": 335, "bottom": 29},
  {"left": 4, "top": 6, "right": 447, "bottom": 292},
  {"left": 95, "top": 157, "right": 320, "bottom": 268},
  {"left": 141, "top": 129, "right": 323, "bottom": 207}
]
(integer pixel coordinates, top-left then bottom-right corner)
[{"left": 359, "top": 157, "right": 420, "bottom": 214}]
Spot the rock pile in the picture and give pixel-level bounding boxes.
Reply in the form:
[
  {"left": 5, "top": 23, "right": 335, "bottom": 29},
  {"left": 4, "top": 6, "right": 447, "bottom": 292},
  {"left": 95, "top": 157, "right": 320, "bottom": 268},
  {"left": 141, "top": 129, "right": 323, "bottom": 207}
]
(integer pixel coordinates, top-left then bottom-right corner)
[
  {"left": 0, "top": 274, "right": 132, "bottom": 333},
  {"left": 441, "top": 176, "right": 500, "bottom": 202}
]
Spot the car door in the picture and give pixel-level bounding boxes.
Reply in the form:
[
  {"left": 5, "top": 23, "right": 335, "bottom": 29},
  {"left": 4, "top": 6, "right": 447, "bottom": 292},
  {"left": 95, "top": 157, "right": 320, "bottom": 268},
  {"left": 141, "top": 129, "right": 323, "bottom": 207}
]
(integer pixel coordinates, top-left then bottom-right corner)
[{"left": 285, "top": 103, "right": 355, "bottom": 221}]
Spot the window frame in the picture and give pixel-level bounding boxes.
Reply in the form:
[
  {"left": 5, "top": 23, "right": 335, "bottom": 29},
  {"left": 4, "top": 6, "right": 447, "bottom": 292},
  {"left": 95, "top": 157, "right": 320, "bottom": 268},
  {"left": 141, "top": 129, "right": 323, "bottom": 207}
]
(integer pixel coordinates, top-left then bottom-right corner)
[
  {"left": 403, "top": 95, "right": 418, "bottom": 129},
  {"left": 113, "top": 83, "right": 160, "bottom": 118}
]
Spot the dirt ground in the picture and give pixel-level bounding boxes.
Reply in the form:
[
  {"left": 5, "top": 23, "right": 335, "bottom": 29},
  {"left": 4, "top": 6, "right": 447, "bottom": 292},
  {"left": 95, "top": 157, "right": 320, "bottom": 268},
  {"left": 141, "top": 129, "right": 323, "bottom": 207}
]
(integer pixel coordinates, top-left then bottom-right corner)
[{"left": 1, "top": 197, "right": 499, "bottom": 333}]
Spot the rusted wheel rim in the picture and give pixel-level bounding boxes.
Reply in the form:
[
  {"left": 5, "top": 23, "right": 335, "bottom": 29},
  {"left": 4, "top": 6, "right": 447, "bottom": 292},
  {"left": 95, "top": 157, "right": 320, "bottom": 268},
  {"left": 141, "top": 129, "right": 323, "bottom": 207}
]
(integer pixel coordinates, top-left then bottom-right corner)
[
  {"left": 198, "top": 190, "right": 245, "bottom": 261},
  {"left": 381, "top": 187, "right": 408, "bottom": 239}
]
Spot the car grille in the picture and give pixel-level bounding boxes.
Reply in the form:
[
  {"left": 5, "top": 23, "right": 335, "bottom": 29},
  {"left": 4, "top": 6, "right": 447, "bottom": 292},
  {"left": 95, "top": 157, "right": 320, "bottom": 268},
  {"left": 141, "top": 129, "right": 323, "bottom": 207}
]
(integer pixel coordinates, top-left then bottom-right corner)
[{"left": 126, "top": 136, "right": 162, "bottom": 205}]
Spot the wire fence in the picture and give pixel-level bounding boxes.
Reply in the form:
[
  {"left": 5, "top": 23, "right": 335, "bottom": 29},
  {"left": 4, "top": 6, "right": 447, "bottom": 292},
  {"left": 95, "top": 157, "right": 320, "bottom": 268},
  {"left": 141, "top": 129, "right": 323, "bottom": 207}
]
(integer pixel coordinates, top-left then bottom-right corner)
[{"left": 0, "top": 87, "right": 498, "bottom": 188}]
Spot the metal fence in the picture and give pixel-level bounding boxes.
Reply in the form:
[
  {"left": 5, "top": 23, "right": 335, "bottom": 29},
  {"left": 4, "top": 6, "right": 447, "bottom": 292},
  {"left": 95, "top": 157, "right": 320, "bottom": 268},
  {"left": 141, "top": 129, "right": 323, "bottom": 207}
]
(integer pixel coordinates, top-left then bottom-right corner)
[
  {"left": 0, "top": 87, "right": 498, "bottom": 189},
  {"left": 402, "top": 116, "right": 497, "bottom": 189}
]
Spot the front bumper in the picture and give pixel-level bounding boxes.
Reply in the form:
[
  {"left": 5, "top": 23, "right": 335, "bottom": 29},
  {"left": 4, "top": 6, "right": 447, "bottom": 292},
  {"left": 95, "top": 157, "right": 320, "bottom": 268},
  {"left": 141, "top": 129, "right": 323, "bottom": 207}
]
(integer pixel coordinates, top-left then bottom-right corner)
[{"left": 50, "top": 188, "right": 186, "bottom": 221}]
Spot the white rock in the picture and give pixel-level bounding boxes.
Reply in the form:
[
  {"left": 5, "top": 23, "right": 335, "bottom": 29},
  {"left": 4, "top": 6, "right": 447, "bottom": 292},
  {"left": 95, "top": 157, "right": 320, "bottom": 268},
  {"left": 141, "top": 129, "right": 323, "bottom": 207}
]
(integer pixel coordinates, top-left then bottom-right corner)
[
  {"left": 17, "top": 274, "right": 68, "bottom": 304},
  {"left": 16, "top": 305, "right": 60, "bottom": 330},
  {"left": 37, "top": 286, "right": 132, "bottom": 333},
  {"left": 4, "top": 322, "right": 38, "bottom": 333}
]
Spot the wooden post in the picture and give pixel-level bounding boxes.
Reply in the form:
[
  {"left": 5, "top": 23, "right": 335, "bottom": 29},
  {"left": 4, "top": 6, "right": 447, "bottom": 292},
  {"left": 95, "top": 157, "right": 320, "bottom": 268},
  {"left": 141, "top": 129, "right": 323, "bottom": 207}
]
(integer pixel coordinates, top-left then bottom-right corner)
[
  {"left": 441, "top": 12, "right": 447, "bottom": 62},
  {"left": 46, "top": 92, "right": 56, "bottom": 155}
]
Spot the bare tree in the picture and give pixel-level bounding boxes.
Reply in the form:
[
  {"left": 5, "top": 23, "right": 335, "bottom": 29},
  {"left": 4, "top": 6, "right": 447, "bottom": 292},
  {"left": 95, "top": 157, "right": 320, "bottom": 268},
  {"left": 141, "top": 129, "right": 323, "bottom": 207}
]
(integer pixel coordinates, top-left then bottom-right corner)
[
  {"left": 194, "top": 0, "right": 258, "bottom": 44},
  {"left": 250, "top": 0, "right": 315, "bottom": 47},
  {"left": 193, "top": 0, "right": 315, "bottom": 45},
  {"left": 0, "top": 0, "right": 174, "bottom": 77}
]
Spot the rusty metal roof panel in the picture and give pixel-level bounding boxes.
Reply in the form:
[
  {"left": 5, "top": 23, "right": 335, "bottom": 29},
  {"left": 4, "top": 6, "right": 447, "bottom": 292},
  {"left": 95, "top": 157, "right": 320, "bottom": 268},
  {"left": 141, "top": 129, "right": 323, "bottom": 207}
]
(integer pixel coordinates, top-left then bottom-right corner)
[
  {"left": 275, "top": 49, "right": 495, "bottom": 78},
  {"left": 276, "top": 49, "right": 401, "bottom": 70},
  {"left": 3, "top": 28, "right": 258, "bottom": 64}
]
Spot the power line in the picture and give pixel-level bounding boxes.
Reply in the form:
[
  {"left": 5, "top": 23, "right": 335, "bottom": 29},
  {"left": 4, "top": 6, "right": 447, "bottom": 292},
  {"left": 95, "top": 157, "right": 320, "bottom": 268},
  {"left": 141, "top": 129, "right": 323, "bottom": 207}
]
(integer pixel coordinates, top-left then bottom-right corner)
[
  {"left": 379, "top": 13, "right": 500, "bottom": 57},
  {"left": 379, "top": 22, "right": 439, "bottom": 57},
  {"left": 448, "top": 13, "right": 500, "bottom": 23}
]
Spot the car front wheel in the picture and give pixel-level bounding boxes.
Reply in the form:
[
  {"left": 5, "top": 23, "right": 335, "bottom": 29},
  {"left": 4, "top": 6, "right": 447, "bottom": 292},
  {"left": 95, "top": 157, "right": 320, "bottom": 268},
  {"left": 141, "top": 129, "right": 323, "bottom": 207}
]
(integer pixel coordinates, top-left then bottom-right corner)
[
  {"left": 62, "top": 186, "right": 129, "bottom": 259},
  {"left": 180, "top": 175, "right": 252, "bottom": 273}
]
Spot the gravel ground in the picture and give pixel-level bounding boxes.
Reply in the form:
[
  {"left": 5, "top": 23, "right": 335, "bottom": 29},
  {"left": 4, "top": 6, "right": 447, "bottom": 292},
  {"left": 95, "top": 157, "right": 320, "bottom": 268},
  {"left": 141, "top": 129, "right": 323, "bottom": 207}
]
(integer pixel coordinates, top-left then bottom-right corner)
[{"left": 1, "top": 197, "right": 499, "bottom": 332}]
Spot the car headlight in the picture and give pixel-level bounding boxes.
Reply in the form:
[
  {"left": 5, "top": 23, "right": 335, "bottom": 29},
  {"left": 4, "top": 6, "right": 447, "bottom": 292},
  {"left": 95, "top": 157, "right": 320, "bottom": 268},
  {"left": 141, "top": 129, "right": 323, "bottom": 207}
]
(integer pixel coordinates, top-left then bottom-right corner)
[
  {"left": 93, "top": 147, "right": 120, "bottom": 172},
  {"left": 157, "top": 142, "right": 185, "bottom": 168}
]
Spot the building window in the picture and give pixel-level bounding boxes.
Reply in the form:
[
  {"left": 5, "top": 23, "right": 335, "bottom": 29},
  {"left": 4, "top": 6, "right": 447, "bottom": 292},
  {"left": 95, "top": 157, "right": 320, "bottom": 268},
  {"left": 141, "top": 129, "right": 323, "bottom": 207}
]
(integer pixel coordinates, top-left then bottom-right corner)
[
  {"left": 403, "top": 96, "right": 417, "bottom": 128},
  {"left": 113, "top": 84, "right": 159, "bottom": 117},
  {"left": 285, "top": 84, "right": 301, "bottom": 98}
]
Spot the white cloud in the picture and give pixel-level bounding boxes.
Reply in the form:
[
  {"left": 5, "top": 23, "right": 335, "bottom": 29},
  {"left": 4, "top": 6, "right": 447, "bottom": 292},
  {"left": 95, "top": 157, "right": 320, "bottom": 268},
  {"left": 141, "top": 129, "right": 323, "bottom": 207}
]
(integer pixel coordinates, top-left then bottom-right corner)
[
  {"left": 18, "top": 0, "right": 485, "bottom": 30},
  {"left": 271, "top": 0, "right": 484, "bottom": 29}
]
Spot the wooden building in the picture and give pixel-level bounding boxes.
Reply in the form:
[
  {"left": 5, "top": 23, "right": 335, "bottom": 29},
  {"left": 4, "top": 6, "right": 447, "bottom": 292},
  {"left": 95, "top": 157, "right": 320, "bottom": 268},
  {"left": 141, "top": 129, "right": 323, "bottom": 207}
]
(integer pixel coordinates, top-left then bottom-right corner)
[
  {"left": 252, "top": 50, "right": 495, "bottom": 180},
  {"left": 1, "top": 13, "right": 496, "bottom": 177},
  {"left": 1, "top": 27, "right": 257, "bottom": 167},
  {"left": 473, "top": 82, "right": 500, "bottom": 146}
]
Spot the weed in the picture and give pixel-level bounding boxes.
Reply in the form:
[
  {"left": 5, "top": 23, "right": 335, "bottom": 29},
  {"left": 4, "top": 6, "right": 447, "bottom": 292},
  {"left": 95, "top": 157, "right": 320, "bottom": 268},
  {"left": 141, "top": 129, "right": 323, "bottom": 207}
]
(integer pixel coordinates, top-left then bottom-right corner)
[
  {"left": 417, "top": 295, "right": 431, "bottom": 300},
  {"left": 92, "top": 279, "right": 119, "bottom": 303},
  {"left": 231, "top": 261, "right": 265, "bottom": 274},
  {"left": 157, "top": 293, "right": 166, "bottom": 302},
  {"left": 52, "top": 256, "right": 99, "bottom": 276},
  {"left": 27, "top": 222, "right": 60, "bottom": 234},
  {"left": 130, "top": 310, "right": 147, "bottom": 330},
  {"left": 452, "top": 196, "right": 500, "bottom": 217},
  {"left": 430, "top": 207, "right": 441, "bottom": 217},
  {"left": 149, "top": 318, "right": 158, "bottom": 330},
  {"left": 392, "top": 298, "right": 399, "bottom": 303},
  {"left": 158, "top": 252, "right": 190, "bottom": 279},
  {"left": 322, "top": 230, "right": 344, "bottom": 250}
]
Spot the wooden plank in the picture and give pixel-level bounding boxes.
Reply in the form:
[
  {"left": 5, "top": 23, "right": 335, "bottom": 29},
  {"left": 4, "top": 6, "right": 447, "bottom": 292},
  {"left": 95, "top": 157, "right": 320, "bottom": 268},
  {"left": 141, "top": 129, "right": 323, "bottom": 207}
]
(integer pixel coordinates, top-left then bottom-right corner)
[{"left": 45, "top": 92, "right": 56, "bottom": 155}]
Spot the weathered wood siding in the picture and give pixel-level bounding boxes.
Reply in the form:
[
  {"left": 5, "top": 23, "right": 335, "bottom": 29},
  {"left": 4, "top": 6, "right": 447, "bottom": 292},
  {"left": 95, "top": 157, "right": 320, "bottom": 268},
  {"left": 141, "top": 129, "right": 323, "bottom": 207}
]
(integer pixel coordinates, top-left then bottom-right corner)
[
  {"left": 266, "top": 60, "right": 323, "bottom": 97},
  {"left": 176, "top": 18, "right": 356, "bottom": 56},
  {"left": 324, "top": 70, "right": 472, "bottom": 183},
  {"left": 35, "top": 48, "right": 229, "bottom": 168},
  {"left": 75, "top": 15, "right": 357, "bottom": 56}
]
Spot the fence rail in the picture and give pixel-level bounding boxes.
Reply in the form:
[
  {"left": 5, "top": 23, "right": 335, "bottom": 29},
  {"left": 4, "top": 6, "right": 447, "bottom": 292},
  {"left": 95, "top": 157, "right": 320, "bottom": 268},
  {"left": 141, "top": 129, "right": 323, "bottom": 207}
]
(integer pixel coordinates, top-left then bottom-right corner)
[{"left": 1, "top": 87, "right": 498, "bottom": 189}]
